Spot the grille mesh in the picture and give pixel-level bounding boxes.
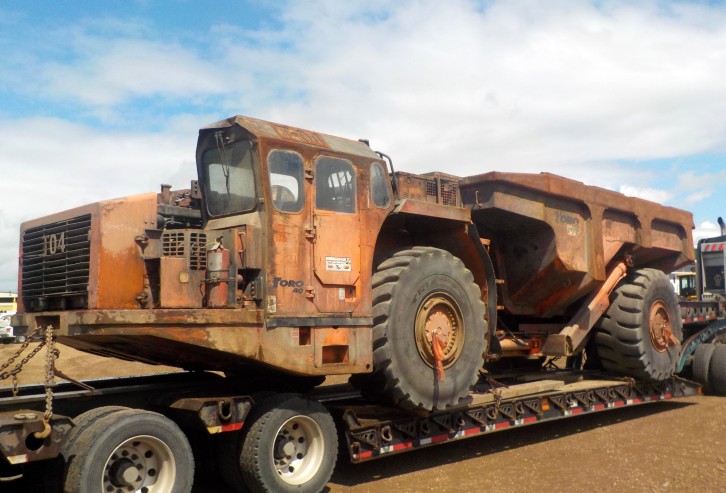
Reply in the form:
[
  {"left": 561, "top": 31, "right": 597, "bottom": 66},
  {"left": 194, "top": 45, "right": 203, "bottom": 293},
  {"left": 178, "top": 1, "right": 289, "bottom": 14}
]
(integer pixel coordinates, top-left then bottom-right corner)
[
  {"left": 162, "top": 231, "right": 207, "bottom": 270},
  {"left": 22, "top": 214, "right": 92, "bottom": 309}
]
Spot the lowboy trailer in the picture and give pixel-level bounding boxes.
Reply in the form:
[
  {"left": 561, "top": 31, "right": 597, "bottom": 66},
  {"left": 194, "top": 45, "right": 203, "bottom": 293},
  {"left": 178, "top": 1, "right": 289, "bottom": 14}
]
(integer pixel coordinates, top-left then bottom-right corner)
[{"left": 0, "top": 367, "right": 701, "bottom": 492}]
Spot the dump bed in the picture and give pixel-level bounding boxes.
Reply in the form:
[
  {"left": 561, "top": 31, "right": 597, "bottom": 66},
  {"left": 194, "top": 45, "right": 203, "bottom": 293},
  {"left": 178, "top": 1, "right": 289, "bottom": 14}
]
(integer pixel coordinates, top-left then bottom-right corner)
[{"left": 459, "top": 172, "right": 694, "bottom": 317}]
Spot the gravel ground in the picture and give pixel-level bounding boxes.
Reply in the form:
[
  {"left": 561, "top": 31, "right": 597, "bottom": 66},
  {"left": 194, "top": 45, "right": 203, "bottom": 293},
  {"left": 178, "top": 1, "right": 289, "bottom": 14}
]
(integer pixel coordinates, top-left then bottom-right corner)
[{"left": 2, "top": 343, "right": 725, "bottom": 492}]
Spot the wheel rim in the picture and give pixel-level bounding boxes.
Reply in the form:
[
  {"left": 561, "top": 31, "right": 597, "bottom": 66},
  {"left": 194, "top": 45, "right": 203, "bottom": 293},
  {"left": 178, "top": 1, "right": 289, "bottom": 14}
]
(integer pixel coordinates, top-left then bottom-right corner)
[
  {"left": 648, "top": 300, "right": 671, "bottom": 353},
  {"left": 101, "top": 435, "right": 176, "bottom": 493},
  {"left": 272, "top": 415, "right": 325, "bottom": 486},
  {"left": 415, "top": 292, "right": 465, "bottom": 369}
]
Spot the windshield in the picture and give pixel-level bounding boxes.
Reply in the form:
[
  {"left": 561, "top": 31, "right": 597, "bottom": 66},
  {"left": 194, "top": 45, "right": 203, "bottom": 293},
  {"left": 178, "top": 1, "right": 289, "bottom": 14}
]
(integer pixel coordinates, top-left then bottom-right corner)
[{"left": 201, "top": 136, "right": 257, "bottom": 217}]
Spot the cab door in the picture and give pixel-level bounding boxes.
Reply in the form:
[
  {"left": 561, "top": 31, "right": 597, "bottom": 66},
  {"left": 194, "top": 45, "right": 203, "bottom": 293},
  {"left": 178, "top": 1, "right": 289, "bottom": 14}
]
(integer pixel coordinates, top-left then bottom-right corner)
[
  {"left": 311, "top": 156, "right": 362, "bottom": 314},
  {"left": 267, "top": 149, "right": 312, "bottom": 317}
]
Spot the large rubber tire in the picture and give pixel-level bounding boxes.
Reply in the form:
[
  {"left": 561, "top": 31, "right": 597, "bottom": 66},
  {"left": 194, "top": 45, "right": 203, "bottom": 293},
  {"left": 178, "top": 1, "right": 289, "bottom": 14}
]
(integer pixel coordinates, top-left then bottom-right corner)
[
  {"left": 63, "top": 409, "right": 194, "bottom": 493},
  {"left": 353, "top": 247, "right": 487, "bottom": 412},
  {"left": 62, "top": 406, "right": 130, "bottom": 455},
  {"left": 708, "top": 345, "right": 726, "bottom": 396},
  {"left": 593, "top": 268, "right": 682, "bottom": 382},
  {"left": 230, "top": 393, "right": 337, "bottom": 493},
  {"left": 693, "top": 343, "right": 717, "bottom": 394}
]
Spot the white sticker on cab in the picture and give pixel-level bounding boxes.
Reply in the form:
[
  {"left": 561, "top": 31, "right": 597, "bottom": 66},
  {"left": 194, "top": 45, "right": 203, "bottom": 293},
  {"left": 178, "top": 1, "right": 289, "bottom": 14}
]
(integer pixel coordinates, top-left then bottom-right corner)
[{"left": 325, "top": 256, "right": 352, "bottom": 272}]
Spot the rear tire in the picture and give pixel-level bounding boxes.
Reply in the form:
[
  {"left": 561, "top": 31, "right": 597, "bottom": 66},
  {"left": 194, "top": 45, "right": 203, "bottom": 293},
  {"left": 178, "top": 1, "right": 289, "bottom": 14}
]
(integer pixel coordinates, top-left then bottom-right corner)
[
  {"left": 62, "top": 406, "right": 130, "bottom": 456},
  {"left": 234, "top": 394, "right": 337, "bottom": 493},
  {"left": 63, "top": 409, "right": 194, "bottom": 493},
  {"left": 708, "top": 345, "right": 726, "bottom": 396},
  {"left": 693, "top": 343, "right": 717, "bottom": 394},
  {"left": 352, "top": 247, "right": 487, "bottom": 412},
  {"left": 593, "top": 268, "right": 682, "bottom": 381}
]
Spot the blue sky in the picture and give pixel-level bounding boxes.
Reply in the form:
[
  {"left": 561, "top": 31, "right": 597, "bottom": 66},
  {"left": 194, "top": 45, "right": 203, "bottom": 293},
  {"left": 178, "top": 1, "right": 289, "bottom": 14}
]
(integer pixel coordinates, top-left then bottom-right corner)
[{"left": 1, "top": 0, "right": 726, "bottom": 291}]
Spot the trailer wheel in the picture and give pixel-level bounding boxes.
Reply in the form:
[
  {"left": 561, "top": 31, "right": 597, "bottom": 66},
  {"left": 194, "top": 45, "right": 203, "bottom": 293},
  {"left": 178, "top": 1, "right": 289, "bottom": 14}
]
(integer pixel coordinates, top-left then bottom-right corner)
[
  {"left": 693, "top": 343, "right": 717, "bottom": 394},
  {"left": 708, "top": 344, "right": 726, "bottom": 396},
  {"left": 223, "top": 393, "right": 337, "bottom": 493},
  {"left": 63, "top": 409, "right": 194, "bottom": 493},
  {"left": 61, "top": 406, "right": 130, "bottom": 456},
  {"left": 593, "top": 268, "right": 682, "bottom": 382},
  {"left": 353, "top": 247, "right": 487, "bottom": 411}
]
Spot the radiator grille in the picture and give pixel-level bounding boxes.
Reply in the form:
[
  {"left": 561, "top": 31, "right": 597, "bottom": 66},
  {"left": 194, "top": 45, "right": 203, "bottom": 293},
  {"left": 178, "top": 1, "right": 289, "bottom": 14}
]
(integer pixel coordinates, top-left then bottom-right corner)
[
  {"left": 426, "top": 179, "right": 459, "bottom": 206},
  {"left": 425, "top": 180, "right": 438, "bottom": 198},
  {"left": 22, "top": 214, "right": 92, "bottom": 310},
  {"left": 162, "top": 232, "right": 186, "bottom": 257},
  {"left": 439, "top": 182, "right": 459, "bottom": 206},
  {"left": 162, "top": 230, "right": 207, "bottom": 270}
]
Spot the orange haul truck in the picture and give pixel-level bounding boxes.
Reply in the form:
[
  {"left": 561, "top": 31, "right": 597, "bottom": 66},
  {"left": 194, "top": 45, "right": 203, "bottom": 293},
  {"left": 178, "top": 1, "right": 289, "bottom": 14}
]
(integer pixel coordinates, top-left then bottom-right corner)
[{"left": 2, "top": 116, "right": 706, "bottom": 493}]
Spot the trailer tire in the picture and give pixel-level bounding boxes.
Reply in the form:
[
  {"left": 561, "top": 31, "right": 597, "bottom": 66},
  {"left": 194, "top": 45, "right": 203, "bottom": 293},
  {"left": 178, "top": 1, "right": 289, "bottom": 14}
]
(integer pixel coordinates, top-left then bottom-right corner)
[
  {"left": 593, "top": 268, "right": 682, "bottom": 382},
  {"left": 230, "top": 393, "right": 337, "bottom": 493},
  {"left": 61, "top": 406, "right": 130, "bottom": 457},
  {"left": 353, "top": 247, "right": 487, "bottom": 412},
  {"left": 708, "top": 344, "right": 726, "bottom": 396},
  {"left": 693, "top": 343, "right": 717, "bottom": 394},
  {"left": 63, "top": 409, "right": 194, "bottom": 493}
]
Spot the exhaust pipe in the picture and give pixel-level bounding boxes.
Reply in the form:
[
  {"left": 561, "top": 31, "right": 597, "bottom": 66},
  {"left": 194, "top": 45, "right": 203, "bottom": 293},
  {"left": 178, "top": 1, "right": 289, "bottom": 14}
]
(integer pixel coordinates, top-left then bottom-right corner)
[{"left": 719, "top": 217, "right": 725, "bottom": 236}]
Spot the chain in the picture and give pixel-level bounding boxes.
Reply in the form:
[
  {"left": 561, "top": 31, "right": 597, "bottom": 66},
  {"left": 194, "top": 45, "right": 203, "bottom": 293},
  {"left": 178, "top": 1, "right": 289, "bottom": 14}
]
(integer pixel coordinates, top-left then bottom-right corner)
[
  {"left": 0, "top": 326, "right": 46, "bottom": 397},
  {"left": 616, "top": 376, "right": 636, "bottom": 388},
  {"left": 43, "top": 324, "right": 58, "bottom": 422},
  {"left": 486, "top": 376, "right": 508, "bottom": 413},
  {"left": 544, "top": 356, "right": 562, "bottom": 371}
]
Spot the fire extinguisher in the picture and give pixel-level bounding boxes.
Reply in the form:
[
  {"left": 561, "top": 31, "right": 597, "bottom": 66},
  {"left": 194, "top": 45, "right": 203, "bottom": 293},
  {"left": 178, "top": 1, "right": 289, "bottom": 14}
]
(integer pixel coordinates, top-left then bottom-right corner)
[{"left": 206, "top": 239, "right": 230, "bottom": 307}]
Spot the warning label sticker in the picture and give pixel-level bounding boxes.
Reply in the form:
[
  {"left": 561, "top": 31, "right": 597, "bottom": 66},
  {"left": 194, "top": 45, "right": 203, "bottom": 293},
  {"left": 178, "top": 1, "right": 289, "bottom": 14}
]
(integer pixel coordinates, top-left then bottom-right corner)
[{"left": 325, "top": 256, "right": 352, "bottom": 272}]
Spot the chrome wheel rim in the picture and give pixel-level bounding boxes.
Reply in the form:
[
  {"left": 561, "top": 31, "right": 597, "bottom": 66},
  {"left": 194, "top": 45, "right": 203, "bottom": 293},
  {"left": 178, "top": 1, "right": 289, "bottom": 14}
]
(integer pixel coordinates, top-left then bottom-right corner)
[
  {"left": 102, "top": 435, "right": 176, "bottom": 493},
  {"left": 272, "top": 415, "right": 324, "bottom": 485}
]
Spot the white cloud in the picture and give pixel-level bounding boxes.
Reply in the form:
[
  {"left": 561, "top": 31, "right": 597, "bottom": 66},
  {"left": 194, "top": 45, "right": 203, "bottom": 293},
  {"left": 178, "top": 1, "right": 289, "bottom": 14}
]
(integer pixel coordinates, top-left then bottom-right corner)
[
  {"left": 694, "top": 220, "right": 723, "bottom": 244},
  {"left": 9, "top": 1, "right": 726, "bottom": 173},
  {"left": 44, "top": 40, "right": 225, "bottom": 107},
  {"left": 618, "top": 184, "right": 673, "bottom": 205}
]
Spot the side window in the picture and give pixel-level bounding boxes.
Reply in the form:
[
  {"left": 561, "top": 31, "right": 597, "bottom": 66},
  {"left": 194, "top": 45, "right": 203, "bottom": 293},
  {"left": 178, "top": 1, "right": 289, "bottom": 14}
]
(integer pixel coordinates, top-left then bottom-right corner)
[
  {"left": 268, "top": 150, "right": 305, "bottom": 213},
  {"left": 315, "top": 157, "right": 356, "bottom": 213},
  {"left": 370, "top": 162, "right": 391, "bottom": 208}
]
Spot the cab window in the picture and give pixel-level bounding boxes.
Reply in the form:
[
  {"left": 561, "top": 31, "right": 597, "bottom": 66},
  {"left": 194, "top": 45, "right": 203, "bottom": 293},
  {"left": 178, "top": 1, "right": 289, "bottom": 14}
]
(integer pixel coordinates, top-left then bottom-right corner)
[
  {"left": 370, "top": 162, "right": 391, "bottom": 208},
  {"left": 202, "top": 139, "right": 257, "bottom": 217},
  {"left": 268, "top": 150, "right": 305, "bottom": 213},
  {"left": 315, "top": 157, "right": 356, "bottom": 213}
]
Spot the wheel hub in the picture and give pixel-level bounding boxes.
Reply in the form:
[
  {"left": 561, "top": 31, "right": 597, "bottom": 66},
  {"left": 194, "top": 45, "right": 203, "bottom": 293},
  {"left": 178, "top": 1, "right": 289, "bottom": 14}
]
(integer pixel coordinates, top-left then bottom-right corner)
[
  {"left": 108, "top": 458, "right": 139, "bottom": 487},
  {"left": 415, "top": 293, "right": 465, "bottom": 369},
  {"left": 273, "top": 416, "right": 324, "bottom": 486},
  {"left": 102, "top": 436, "right": 175, "bottom": 492},
  {"left": 648, "top": 300, "right": 672, "bottom": 353}
]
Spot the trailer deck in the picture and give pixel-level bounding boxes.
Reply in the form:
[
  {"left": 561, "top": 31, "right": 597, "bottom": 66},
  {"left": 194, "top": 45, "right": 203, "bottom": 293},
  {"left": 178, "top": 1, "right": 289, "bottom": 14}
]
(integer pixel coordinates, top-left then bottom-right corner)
[
  {"left": 0, "top": 369, "right": 701, "bottom": 471},
  {"left": 336, "top": 372, "right": 700, "bottom": 463}
]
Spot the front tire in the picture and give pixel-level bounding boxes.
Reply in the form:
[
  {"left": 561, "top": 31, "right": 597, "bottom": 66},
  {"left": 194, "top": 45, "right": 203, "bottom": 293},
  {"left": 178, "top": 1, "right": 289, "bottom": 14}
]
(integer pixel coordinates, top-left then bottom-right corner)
[
  {"left": 593, "top": 268, "right": 682, "bottom": 381},
  {"left": 354, "top": 247, "right": 488, "bottom": 412}
]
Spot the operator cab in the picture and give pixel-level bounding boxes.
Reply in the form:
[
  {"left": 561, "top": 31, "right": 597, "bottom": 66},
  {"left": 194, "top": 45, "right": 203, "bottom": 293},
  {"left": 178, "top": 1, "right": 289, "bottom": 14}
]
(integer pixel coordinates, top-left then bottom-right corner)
[{"left": 195, "top": 116, "right": 393, "bottom": 322}]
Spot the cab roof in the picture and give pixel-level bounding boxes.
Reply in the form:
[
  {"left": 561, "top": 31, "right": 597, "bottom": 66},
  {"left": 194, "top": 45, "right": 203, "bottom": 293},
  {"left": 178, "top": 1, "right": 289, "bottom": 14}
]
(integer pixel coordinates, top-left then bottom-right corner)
[{"left": 202, "top": 115, "right": 380, "bottom": 161}]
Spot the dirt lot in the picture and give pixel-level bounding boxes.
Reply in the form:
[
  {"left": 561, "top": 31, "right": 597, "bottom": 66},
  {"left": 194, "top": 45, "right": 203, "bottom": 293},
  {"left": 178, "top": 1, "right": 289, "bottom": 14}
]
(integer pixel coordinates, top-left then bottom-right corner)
[{"left": 2, "top": 343, "right": 725, "bottom": 492}]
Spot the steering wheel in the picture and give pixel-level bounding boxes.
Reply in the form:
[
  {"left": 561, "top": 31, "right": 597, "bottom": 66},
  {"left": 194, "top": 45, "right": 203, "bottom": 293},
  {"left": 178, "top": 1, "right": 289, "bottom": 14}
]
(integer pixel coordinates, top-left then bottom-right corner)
[{"left": 271, "top": 185, "right": 296, "bottom": 211}]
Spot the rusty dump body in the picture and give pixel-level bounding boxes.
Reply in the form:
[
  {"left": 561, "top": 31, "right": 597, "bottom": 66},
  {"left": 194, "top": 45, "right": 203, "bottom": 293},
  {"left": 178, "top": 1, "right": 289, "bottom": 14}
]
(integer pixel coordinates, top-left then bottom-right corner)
[
  {"left": 12, "top": 115, "right": 694, "bottom": 379},
  {"left": 460, "top": 172, "right": 694, "bottom": 318}
]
